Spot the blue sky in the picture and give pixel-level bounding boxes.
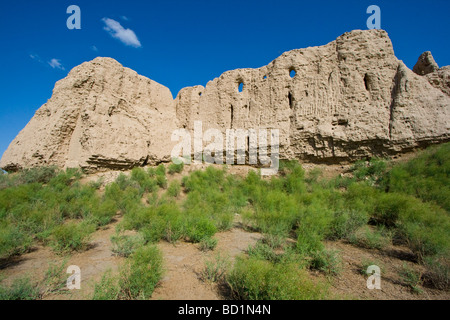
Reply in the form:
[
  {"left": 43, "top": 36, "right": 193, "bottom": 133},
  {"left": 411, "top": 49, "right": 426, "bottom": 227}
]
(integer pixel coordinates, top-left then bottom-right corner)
[{"left": 1, "top": 0, "right": 449, "bottom": 159}]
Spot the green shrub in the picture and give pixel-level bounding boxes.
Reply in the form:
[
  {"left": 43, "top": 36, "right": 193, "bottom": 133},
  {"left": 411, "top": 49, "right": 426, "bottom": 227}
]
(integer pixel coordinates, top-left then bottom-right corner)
[
  {"left": 296, "top": 228, "right": 324, "bottom": 256},
  {"left": 0, "top": 223, "right": 33, "bottom": 260},
  {"left": 310, "top": 249, "right": 342, "bottom": 275},
  {"left": 91, "top": 199, "right": 118, "bottom": 226},
  {"left": 247, "top": 242, "right": 282, "bottom": 263},
  {"left": 398, "top": 264, "right": 423, "bottom": 294},
  {"left": 156, "top": 175, "right": 167, "bottom": 189},
  {"left": 423, "top": 255, "right": 449, "bottom": 290},
  {"left": 385, "top": 143, "right": 450, "bottom": 211},
  {"left": 199, "top": 237, "right": 218, "bottom": 252},
  {"left": 352, "top": 158, "right": 387, "bottom": 184},
  {"left": 48, "top": 168, "right": 82, "bottom": 191},
  {"left": 168, "top": 162, "right": 184, "bottom": 175},
  {"left": 348, "top": 226, "right": 391, "bottom": 250},
  {"left": 262, "top": 234, "right": 286, "bottom": 249},
  {"left": 227, "top": 256, "right": 328, "bottom": 300},
  {"left": 147, "top": 167, "right": 156, "bottom": 177},
  {"left": 49, "top": 221, "right": 95, "bottom": 253},
  {"left": 167, "top": 180, "right": 181, "bottom": 197},
  {"left": 92, "top": 270, "right": 119, "bottom": 300},
  {"left": 118, "top": 245, "right": 164, "bottom": 299},
  {"left": 327, "top": 209, "right": 368, "bottom": 240},
  {"left": 130, "top": 167, "right": 157, "bottom": 193},
  {"left": 21, "top": 166, "right": 59, "bottom": 185},
  {"left": 40, "top": 260, "right": 69, "bottom": 297},
  {"left": 201, "top": 253, "right": 230, "bottom": 283},
  {"left": 140, "top": 218, "right": 166, "bottom": 243},
  {"left": 111, "top": 233, "right": 146, "bottom": 257},
  {"left": 156, "top": 164, "right": 166, "bottom": 176},
  {"left": 187, "top": 218, "right": 217, "bottom": 243},
  {"left": 0, "top": 277, "right": 41, "bottom": 300}
]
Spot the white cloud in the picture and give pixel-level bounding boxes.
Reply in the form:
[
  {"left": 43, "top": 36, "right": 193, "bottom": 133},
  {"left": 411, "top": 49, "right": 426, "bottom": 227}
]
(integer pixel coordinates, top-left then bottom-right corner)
[
  {"left": 121, "top": 16, "right": 129, "bottom": 21},
  {"left": 48, "top": 58, "right": 65, "bottom": 70},
  {"left": 91, "top": 45, "right": 98, "bottom": 52},
  {"left": 29, "top": 54, "right": 43, "bottom": 63},
  {"left": 102, "top": 18, "right": 141, "bottom": 48}
]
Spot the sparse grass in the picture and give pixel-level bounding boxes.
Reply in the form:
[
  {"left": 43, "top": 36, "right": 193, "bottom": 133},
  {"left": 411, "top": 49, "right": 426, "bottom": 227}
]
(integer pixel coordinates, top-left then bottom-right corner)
[
  {"left": 0, "top": 260, "right": 68, "bottom": 300},
  {"left": 423, "top": 255, "right": 449, "bottom": 290},
  {"left": 199, "top": 237, "right": 218, "bottom": 252},
  {"left": 247, "top": 242, "right": 281, "bottom": 263},
  {"left": 201, "top": 253, "right": 230, "bottom": 283},
  {"left": 0, "top": 276, "right": 41, "bottom": 300},
  {"left": 399, "top": 264, "right": 423, "bottom": 294},
  {"left": 92, "top": 270, "right": 119, "bottom": 300},
  {"left": 310, "top": 249, "right": 342, "bottom": 276},
  {"left": 40, "top": 260, "right": 69, "bottom": 297},
  {"left": 111, "top": 233, "right": 146, "bottom": 257}
]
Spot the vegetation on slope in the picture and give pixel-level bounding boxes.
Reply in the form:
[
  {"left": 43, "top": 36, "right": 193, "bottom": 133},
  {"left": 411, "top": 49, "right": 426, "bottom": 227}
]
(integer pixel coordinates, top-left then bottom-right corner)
[{"left": 0, "top": 142, "right": 449, "bottom": 299}]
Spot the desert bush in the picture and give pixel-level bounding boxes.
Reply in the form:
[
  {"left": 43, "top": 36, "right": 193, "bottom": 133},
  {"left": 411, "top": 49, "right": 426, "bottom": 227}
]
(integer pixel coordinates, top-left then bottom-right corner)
[
  {"left": 130, "top": 167, "right": 157, "bottom": 193},
  {"left": 247, "top": 242, "right": 283, "bottom": 263},
  {"left": 155, "top": 164, "right": 166, "bottom": 176},
  {"left": 118, "top": 245, "right": 164, "bottom": 299},
  {"left": 423, "top": 255, "right": 449, "bottom": 290},
  {"left": 48, "top": 168, "right": 82, "bottom": 191},
  {"left": 49, "top": 221, "right": 95, "bottom": 253},
  {"left": 40, "top": 260, "right": 69, "bottom": 297},
  {"left": 199, "top": 237, "right": 218, "bottom": 252},
  {"left": 398, "top": 263, "right": 423, "bottom": 294},
  {"left": 348, "top": 226, "right": 392, "bottom": 250},
  {"left": 156, "top": 175, "right": 167, "bottom": 189},
  {"left": 20, "top": 166, "right": 59, "bottom": 185},
  {"left": 167, "top": 180, "right": 181, "bottom": 197},
  {"left": 201, "top": 253, "right": 230, "bottom": 283},
  {"left": 310, "top": 249, "right": 342, "bottom": 276},
  {"left": 111, "top": 233, "right": 146, "bottom": 257},
  {"left": 0, "top": 223, "right": 33, "bottom": 260},
  {"left": 168, "top": 161, "right": 184, "bottom": 175},
  {"left": 352, "top": 158, "right": 387, "bottom": 185},
  {"left": 186, "top": 217, "right": 217, "bottom": 243},
  {"left": 0, "top": 277, "right": 41, "bottom": 300},
  {"left": 227, "top": 256, "right": 327, "bottom": 300},
  {"left": 90, "top": 199, "right": 117, "bottom": 226},
  {"left": 92, "top": 270, "right": 119, "bottom": 300},
  {"left": 384, "top": 143, "right": 450, "bottom": 211},
  {"left": 327, "top": 209, "right": 368, "bottom": 240}
]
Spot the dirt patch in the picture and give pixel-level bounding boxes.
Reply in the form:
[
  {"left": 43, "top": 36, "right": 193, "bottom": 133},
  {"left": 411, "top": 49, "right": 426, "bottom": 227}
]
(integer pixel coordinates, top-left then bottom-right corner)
[
  {"left": 321, "top": 240, "right": 450, "bottom": 300},
  {"left": 0, "top": 216, "right": 125, "bottom": 300},
  {"left": 151, "top": 226, "right": 262, "bottom": 300}
]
